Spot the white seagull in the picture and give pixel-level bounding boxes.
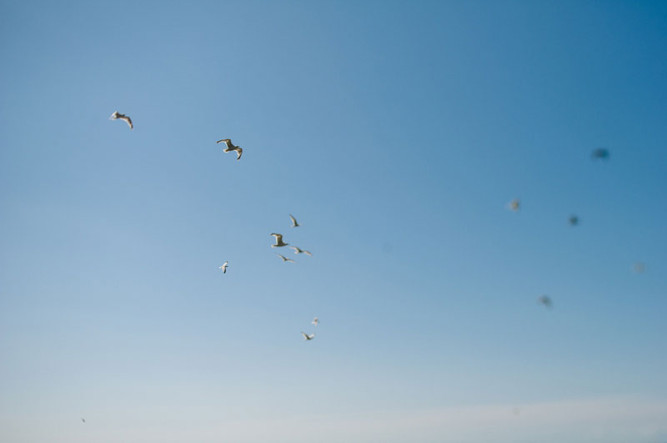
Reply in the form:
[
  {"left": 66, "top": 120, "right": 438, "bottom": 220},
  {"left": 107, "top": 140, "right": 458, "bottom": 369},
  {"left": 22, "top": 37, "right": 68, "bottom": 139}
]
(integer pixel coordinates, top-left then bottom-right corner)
[
  {"left": 508, "top": 198, "right": 520, "bottom": 212},
  {"left": 271, "top": 233, "right": 288, "bottom": 247},
  {"left": 219, "top": 261, "right": 229, "bottom": 273},
  {"left": 301, "top": 332, "right": 315, "bottom": 341},
  {"left": 110, "top": 111, "right": 133, "bottom": 129},
  {"left": 217, "top": 138, "right": 243, "bottom": 160},
  {"left": 537, "top": 295, "right": 553, "bottom": 309},
  {"left": 312, "top": 317, "right": 319, "bottom": 326},
  {"left": 291, "top": 246, "right": 312, "bottom": 256},
  {"left": 277, "top": 254, "right": 295, "bottom": 263},
  {"left": 289, "top": 214, "right": 299, "bottom": 227}
]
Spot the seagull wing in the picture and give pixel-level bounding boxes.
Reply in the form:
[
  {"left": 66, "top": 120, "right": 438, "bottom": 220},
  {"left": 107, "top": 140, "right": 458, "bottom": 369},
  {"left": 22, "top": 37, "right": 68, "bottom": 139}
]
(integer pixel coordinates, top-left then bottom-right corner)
[
  {"left": 271, "top": 233, "right": 283, "bottom": 242},
  {"left": 120, "top": 115, "right": 133, "bottom": 129},
  {"left": 289, "top": 214, "right": 298, "bottom": 227},
  {"left": 236, "top": 147, "right": 242, "bottom": 160},
  {"left": 217, "top": 139, "right": 232, "bottom": 148}
]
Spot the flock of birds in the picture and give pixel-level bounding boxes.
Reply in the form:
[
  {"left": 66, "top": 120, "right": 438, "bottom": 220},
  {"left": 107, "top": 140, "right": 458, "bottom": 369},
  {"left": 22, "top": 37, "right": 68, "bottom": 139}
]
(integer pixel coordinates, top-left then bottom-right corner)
[
  {"left": 109, "top": 113, "right": 642, "bottom": 323},
  {"left": 110, "top": 111, "right": 320, "bottom": 341},
  {"left": 502, "top": 146, "right": 644, "bottom": 310}
]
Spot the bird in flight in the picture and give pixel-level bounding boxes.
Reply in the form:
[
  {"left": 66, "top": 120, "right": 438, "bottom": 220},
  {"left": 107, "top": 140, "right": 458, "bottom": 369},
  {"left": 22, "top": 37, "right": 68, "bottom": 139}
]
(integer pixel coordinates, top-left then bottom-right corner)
[
  {"left": 591, "top": 148, "right": 610, "bottom": 160},
  {"left": 508, "top": 198, "right": 520, "bottom": 212},
  {"left": 289, "top": 214, "right": 299, "bottom": 228},
  {"left": 569, "top": 215, "right": 579, "bottom": 226},
  {"left": 291, "top": 246, "right": 312, "bottom": 256},
  {"left": 219, "top": 261, "right": 229, "bottom": 273},
  {"left": 312, "top": 317, "right": 319, "bottom": 326},
  {"left": 81, "top": 418, "right": 86, "bottom": 423},
  {"left": 302, "top": 332, "right": 315, "bottom": 341},
  {"left": 217, "top": 139, "right": 243, "bottom": 160},
  {"left": 271, "top": 233, "right": 288, "bottom": 247},
  {"left": 537, "top": 295, "right": 553, "bottom": 309},
  {"left": 109, "top": 111, "right": 133, "bottom": 129},
  {"left": 277, "top": 254, "right": 295, "bottom": 263}
]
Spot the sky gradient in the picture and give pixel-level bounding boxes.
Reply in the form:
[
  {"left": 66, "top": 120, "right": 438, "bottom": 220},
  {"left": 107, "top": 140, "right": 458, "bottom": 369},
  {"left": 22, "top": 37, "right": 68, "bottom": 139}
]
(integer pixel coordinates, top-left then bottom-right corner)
[{"left": 1, "top": 1, "right": 666, "bottom": 442}]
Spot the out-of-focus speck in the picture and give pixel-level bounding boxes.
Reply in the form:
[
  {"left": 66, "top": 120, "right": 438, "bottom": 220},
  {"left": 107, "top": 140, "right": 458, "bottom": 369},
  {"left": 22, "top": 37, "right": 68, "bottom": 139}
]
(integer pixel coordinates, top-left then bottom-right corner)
[
  {"left": 507, "top": 198, "right": 520, "bottom": 212},
  {"left": 81, "top": 418, "right": 86, "bottom": 423},
  {"left": 633, "top": 262, "right": 646, "bottom": 274},
  {"left": 537, "top": 295, "right": 553, "bottom": 309},
  {"left": 382, "top": 242, "right": 393, "bottom": 254},
  {"left": 568, "top": 215, "right": 579, "bottom": 226},
  {"left": 512, "top": 407, "right": 521, "bottom": 416},
  {"left": 591, "top": 148, "right": 610, "bottom": 160}
]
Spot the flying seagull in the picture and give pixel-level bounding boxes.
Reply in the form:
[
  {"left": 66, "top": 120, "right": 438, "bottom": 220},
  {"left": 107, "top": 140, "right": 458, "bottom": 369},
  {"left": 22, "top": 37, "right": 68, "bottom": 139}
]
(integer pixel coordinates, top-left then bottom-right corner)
[
  {"left": 537, "top": 295, "right": 553, "bottom": 309},
  {"left": 277, "top": 254, "right": 295, "bottom": 263},
  {"left": 291, "top": 246, "right": 312, "bottom": 256},
  {"left": 508, "top": 198, "right": 520, "bottom": 212},
  {"left": 219, "top": 261, "right": 229, "bottom": 273},
  {"left": 569, "top": 215, "right": 579, "bottom": 226},
  {"left": 271, "top": 233, "right": 288, "bottom": 247},
  {"left": 217, "top": 139, "right": 243, "bottom": 160},
  {"left": 81, "top": 418, "right": 86, "bottom": 423},
  {"left": 289, "top": 214, "right": 299, "bottom": 228},
  {"left": 301, "top": 332, "right": 315, "bottom": 341},
  {"left": 591, "top": 148, "right": 610, "bottom": 160},
  {"left": 109, "top": 111, "right": 133, "bottom": 129},
  {"left": 312, "top": 317, "right": 319, "bottom": 326}
]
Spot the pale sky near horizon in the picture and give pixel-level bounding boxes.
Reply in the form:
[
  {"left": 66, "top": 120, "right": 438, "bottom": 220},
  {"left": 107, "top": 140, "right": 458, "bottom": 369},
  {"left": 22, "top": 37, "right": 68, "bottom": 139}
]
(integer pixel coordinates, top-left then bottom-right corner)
[{"left": 1, "top": 1, "right": 666, "bottom": 442}]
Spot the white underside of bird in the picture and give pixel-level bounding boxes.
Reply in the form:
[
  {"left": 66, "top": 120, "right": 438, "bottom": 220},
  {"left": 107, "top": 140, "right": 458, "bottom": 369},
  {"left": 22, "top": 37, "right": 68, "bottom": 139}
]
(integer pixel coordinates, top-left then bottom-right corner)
[
  {"left": 217, "top": 139, "right": 243, "bottom": 160},
  {"left": 291, "top": 246, "right": 312, "bottom": 256},
  {"left": 219, "top": 261, "right": 229, "bottom": 273},
  {"left": 302, "top": 332, "right": 315, "bottom": 340},
  {"left": 271, "top": 233, "right": 288, "bottom": 247},
  {"left": 312, "top": 317, "right": 319, "bottom": 326}
]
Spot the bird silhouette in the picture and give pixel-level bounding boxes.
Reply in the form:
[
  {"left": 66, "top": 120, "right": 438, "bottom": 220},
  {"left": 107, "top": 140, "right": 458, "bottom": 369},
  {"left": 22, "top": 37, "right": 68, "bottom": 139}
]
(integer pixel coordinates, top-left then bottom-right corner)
[
  {"left": 537, "top": 295, "right": 553, "bottom": 309},
  {"left": 270, "top": 233, "right": 288, "bottom": 247},
  {"left": 109, "top": 111, "right": 133, "bottom": 129},
  {"left": 219, "top": 261, "right": 229, "bottom": 273},
  {"left": 217, "top": 139, "right": 243, "bottom": 160},
  {"left": 591, "top": 148, "right": 610, "bottom": 160},
  {"left": 291, "top": 246, "right": 312, "bottom": 256}
]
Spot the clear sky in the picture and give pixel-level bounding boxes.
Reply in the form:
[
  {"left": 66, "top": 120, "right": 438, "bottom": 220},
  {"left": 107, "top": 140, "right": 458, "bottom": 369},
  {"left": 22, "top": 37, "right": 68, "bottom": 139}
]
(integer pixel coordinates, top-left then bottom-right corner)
[{"left": 1, "top": 1, "right": 666, "bottom": 442}]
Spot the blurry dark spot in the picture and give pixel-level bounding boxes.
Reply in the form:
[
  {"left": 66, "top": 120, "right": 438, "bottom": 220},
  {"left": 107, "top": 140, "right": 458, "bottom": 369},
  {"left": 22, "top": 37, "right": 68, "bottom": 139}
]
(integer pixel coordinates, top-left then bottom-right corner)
[{"left": 591, "top": 148, "right": 610, "bottom": 160}]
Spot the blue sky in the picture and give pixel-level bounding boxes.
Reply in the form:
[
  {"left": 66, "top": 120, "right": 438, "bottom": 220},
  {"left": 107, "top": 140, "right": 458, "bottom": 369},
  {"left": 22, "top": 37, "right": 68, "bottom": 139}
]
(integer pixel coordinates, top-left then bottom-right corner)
[{"left": 1, "top": 1, "right": 666, "bottom": 441}]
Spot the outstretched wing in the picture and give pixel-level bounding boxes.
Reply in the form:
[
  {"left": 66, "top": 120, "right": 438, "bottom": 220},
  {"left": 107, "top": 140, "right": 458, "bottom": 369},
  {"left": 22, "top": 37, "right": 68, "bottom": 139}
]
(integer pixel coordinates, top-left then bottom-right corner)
[
  {"left": 271, "top": 233, "right": 284, "bottom": 242},
  {"left": 217, "top": 139, "right": 232, "bottom": 148},
  {"left": 120, "top": 115, "right": 133, "bottom": 129}
]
